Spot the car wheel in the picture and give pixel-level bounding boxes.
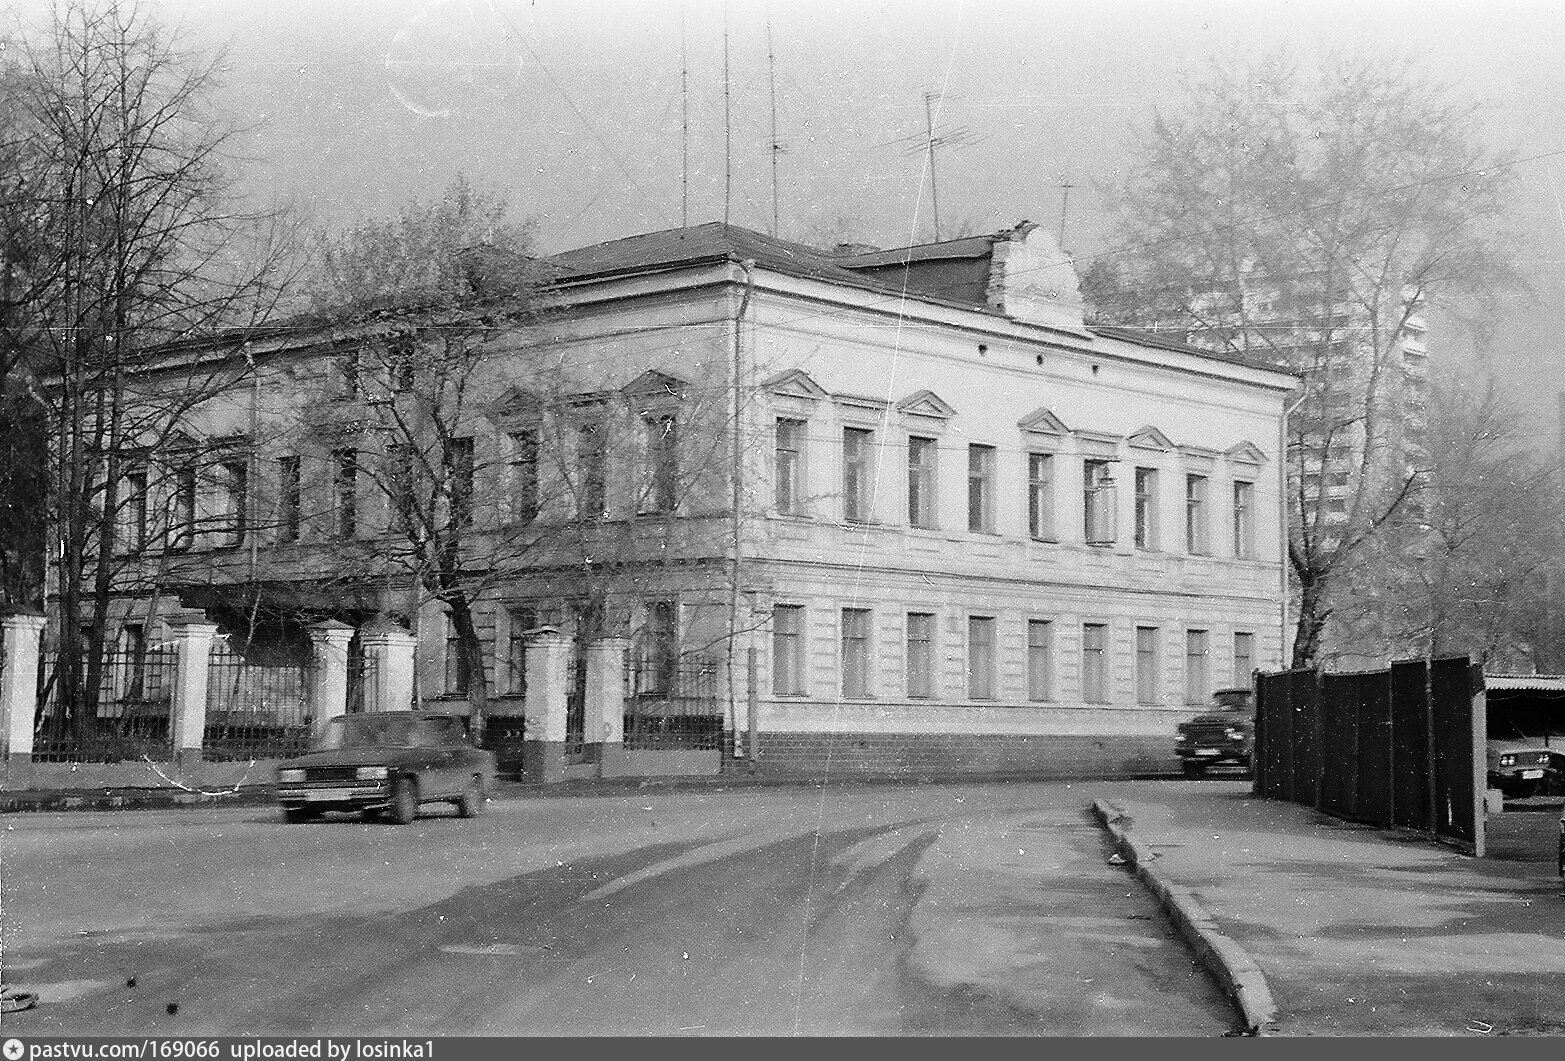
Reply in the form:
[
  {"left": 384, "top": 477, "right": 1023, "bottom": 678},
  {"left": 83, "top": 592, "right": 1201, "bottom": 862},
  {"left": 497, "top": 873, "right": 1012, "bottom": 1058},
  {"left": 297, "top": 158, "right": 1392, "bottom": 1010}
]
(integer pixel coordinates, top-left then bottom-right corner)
[
  {"left": 388, "top": 777, "right": 419, "bottom": 824},
  {"left": 1181, "top": 761, "right": 1206, "bottom": 779},
  {"left": 456, "top": 774, "right": 485, "bottom": 819},
  {"left": 282, "top": 806, "right": 319, "bottom": 824}
]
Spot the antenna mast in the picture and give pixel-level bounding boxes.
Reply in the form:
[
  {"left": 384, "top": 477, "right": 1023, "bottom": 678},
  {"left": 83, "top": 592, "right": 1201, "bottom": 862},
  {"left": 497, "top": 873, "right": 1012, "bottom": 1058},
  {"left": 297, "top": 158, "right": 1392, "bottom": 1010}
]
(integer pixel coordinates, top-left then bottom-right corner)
[
  {"left": 681, "top": 7, "right": 689, "bottom": 228},
  {"left": 723, "top": 4, "right": 732, "bottom": 227},
  {"left": 1058, "top": 178, "right": 1074, "bottom": 248},
  {"left": 924, "top": 92, "right": 941, "bottom": 241},
  {"left": 766, "top": 13, "right": 782, "bottom": 236}
]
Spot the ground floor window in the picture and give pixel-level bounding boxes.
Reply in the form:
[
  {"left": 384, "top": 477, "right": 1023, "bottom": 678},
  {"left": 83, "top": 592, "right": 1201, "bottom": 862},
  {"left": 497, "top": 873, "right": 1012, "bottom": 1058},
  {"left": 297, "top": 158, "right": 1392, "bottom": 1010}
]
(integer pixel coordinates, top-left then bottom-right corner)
[
  {"left": 772, "top": 604, "right": 805, "bottom": 696},
  {"left": 967, "top": 616, "right": 996, "bottom": 699},
  {"left": 906, "top": 612, "right": 935, "bottom": 698},
  {"left": 1233, "top": 630, "right": 1255, "bottom": 687},
  {"left": 1027, "top": 619, "right": 1053, "bottom": 701},
  {"left": 1136, "top": 626, "right": 1159, "bottom": 705},
  {"left": 1082, "top": 623, "right": 1108, "bottom": 703},
  {"left": 841, "top": 607, "right": 872, "bottom": 698},
  {"left": 1185, "top": 629, "right": 1210, "bottom": 704}
]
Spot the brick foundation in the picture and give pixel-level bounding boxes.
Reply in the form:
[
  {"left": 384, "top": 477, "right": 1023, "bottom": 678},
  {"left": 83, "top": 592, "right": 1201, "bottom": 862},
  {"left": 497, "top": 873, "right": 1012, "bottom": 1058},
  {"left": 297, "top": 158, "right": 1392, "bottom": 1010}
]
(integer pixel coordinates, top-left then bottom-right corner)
[{"left": 740, "top": 731, "right": 1182, "bottom": 780}]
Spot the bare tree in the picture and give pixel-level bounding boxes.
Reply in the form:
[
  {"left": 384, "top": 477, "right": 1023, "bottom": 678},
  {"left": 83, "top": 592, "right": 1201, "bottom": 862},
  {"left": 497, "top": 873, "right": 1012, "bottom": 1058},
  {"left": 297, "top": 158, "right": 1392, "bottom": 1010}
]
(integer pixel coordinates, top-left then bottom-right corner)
[
  {"left": 1083, "top": 51, "right": 1519, "bottom": 667},
  {"left": 1335, "top": 367, "right": 1565, "bottom": 669},
  {"left": 3, "top": 0, "right": 295, "bottom": 738}
]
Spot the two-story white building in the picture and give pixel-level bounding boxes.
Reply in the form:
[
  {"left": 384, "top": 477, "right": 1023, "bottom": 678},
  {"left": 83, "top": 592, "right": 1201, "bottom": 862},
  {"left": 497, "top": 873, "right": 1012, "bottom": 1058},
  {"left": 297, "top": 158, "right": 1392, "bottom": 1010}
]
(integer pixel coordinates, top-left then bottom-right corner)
[{"left": 97, "top": 219, "right": 1297, "bottom": 778}]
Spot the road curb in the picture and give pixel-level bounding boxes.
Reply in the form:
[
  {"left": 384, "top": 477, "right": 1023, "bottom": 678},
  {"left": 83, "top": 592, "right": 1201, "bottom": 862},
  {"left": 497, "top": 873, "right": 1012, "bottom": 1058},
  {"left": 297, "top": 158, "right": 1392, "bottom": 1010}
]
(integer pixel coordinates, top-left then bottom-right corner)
[{"left": 1090, "top": 798, "right": 1279, "bottom": 1036}]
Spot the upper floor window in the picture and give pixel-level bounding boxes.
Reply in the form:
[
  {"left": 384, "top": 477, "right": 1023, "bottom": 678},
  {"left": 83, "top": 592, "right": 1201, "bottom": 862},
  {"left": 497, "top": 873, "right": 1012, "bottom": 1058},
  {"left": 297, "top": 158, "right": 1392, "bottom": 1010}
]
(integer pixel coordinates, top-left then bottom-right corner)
[
  {"left": 775, "top": 418, "right": 806, "bottom": 515},
  {"left": 1185, "top": 473, "right": 1210, "bottom": 554},
  {"left": 577, "top": 421, "right": 607, "bottom": 521},
  {"left": 332, "top": 351, "right": 359, "bottom": 399},
  {"left": 907, "top": 436, "right": 937, "bottom": 529},
  {"left": 119, "top": 466, "right": 148, "bottom": 554},
  {"left": 1027, "top": 452, "right": 1055, "bottom": 540},
  {"left": 333, "top": 447, "right": 357, "bottom": 539},
  {"left": 508, "top": 429, "right": 539, "bottom": 524},
  {"left": 171, "top": 465, "right": 197, "bottom": 551},
  {"left": 1134, "top": 467, "right": 1158, "bottom": 550},
  {"left": 449, "top": 436, "right": 475, "bottom": 528},
  {"left": 1084, "top": 460, "right": 1116, "bottom": 545},
  {"left": 387, "top": 444, "right": 416, "bottom": 534},
  {"left": 967, "top": 444, "right": 995, "bottom": 533},
  {"left": 641, "top": 413, "right": 678, "bottom": 514},
  {"left": 1232, "top": 480, "right": 1255, "bottom": 559},
  {"left": 387, "top": 338, "right": 415, "bottom": 393},
  {"left": 277, "top": 456, "right": 301, "bottom": 544},
  {"left": 214, "top": 459, "right": 248, "bottom": 548},
  {"left": 843, "top": 427, "right": 874, "bottom": 523}
]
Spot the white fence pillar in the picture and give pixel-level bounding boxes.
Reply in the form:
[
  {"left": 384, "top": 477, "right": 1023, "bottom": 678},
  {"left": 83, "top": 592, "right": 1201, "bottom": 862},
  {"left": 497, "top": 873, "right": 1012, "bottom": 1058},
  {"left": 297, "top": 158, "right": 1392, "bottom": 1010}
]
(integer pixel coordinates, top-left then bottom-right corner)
[
  {"left": 169, "top": 621, "right": 219, "bottom": 762},
  {"left": 522, "top": 628, "right": 571, "bottom": 782},
  {"left": 308, "top": 620, "right": 354, "bottom": 730},
  {"left": 1, "top": 609, "right": 45, "bottom": 760},
  {"left": 587, "top": 637, "right": 628, "bottom": 746},
  {"left": 361, "top": 621, "right": 416, "bottom": 713}
]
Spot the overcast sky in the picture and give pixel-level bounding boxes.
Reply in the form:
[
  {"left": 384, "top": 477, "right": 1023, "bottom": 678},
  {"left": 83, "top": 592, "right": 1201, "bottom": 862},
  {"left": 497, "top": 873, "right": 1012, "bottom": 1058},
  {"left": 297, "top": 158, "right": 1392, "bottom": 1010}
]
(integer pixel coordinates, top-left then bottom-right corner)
[{"left": 16, "top": 0, "right": 1565, "bottom": 432}]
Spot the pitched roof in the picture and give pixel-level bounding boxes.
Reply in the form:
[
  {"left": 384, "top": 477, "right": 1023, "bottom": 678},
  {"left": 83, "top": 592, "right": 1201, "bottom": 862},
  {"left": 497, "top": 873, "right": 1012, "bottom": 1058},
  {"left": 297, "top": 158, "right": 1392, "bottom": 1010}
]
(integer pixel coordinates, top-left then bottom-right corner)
[{"left": 546, "top": 221, "right": 873, "bottom": 287}]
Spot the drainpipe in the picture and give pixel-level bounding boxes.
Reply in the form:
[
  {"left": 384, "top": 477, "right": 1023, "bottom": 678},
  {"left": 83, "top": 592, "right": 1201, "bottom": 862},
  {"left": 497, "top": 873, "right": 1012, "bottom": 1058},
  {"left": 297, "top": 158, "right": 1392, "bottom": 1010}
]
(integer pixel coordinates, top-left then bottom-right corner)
[
  {"left": 728, "top": 259, "right": 756, "bottom": 756},
  {"left": 1279, "top": 386, "right": 1308, "bottom": 670}
]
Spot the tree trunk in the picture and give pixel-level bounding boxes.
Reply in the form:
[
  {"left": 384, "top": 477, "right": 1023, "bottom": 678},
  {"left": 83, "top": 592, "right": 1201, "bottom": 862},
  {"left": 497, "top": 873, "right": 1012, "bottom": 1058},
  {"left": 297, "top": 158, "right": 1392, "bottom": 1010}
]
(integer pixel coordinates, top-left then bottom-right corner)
[
  {"left": 1291, "top": 570, "right": 1329, "bottom": 670},
  {"left": 446, "top": 593, "right": 487, "bottom": 744}
]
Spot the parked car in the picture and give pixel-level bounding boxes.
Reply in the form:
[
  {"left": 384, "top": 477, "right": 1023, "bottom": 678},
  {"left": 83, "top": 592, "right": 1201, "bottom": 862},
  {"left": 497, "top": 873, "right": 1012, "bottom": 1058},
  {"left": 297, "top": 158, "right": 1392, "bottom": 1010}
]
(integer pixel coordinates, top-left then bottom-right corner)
[
  {"left": 1485, "top": 716, "right": 1553, "bottom": 800},
  {"left": 1175, "top": 688, "right": 1255, "bottom": 779},
  {"left": 274, "top": 711, "right": 495, "bottom": 824}
]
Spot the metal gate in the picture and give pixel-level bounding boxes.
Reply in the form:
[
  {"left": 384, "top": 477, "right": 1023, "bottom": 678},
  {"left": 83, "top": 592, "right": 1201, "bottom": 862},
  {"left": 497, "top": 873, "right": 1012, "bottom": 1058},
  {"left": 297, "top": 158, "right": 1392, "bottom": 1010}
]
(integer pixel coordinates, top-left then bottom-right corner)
[
  {"left": 202, "top": 641, "right": 313, "bottom": 760},
  {"left": 623, "top": 652, "right": 722, "bottom": 751}
]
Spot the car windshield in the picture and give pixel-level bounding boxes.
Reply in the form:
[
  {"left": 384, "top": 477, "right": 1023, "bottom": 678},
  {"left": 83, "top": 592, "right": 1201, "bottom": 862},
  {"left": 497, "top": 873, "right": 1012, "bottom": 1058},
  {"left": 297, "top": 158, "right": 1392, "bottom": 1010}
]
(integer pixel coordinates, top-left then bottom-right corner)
[
  {"left": 315, "top": 715, "right": 417, "bottom": 750},
  {"left": 1210, "top": 690, "right": 1253, "bottom": 713}
]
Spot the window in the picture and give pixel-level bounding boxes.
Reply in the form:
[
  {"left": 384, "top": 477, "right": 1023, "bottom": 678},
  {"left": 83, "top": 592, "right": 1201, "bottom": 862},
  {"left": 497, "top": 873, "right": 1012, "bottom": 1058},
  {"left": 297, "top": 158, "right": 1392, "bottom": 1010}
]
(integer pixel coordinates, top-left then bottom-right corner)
[
  {"left": 1084, "top": 460, "right": 1116, "bottom": 545},
  {"left": 1134, "top": 467, "right": 1158, "bottom": 550},
  {"left": 841, "top": 607, "right": 871, "bottom": 698},
  {"left": 843, "top": 427, "right": 873, "bottom": 522},
  {"left": 967, "top": 616, "right": 996, "bottom": 699},
  {"left": 1185, "top": 629, "right": 1210, "bottom": 704},
  {"left": 387, "top": 339, "right": 415, "bottom": 393},
  {"left": 775, "top": 418, "right": 806, "bottom": 514},
  {"left": 332, "top": 351, "right": 359, "bottom": 399},
  {"left": 171, "top": 465, "right": 197, "bottom": 551},
  {"left": 1027, "top": 620, "right": 1053, "bottom": 701},
  {"left": 1185, "top": 474, "right": 1209, "bottom": 554},
  {"left": 119, "top": 466, "right": 147, "bottom": 553},
  {"left": 642, "top": 414, "right": 678, "bottom": 514},
  {"left": 277, "top": 456, "right": 300, "bottom": 543},
  {"left": 907, "top": 436, "right": 937, "bottom": 528},
  {"left": 450, "top": 436, "right": 474, "bottom": 527},
  {"left": 1082, "top": 623, "right": 1108, "bottom": 703},
  {"left": 906, "top": 612, "right": 935, "bottom": 698},
  {"left": 215, "top": 460, "right": 248, "bottom": 547},
  {"left": 578, "top": 421, "right": 607, "bottom": 520},
  {"left": 387, "top": 444, "right": 415, "bottom": 534},
  {"left": 1027, "top": 452, "right": 1055, "bottom": 540},
  {"left": 505, "top": 606, "right": 535, "bottom": 696},
  {"left": 333, "top": 448, "right": 357, "bottom": 539},
  {"left": 1135, "top": 626, "right": 1159, "bottom": 705},
  {"left": 443, "top": 615, "right": 470, "bottom": 696},
  {"left": 1233, "top": 631, "right": 1255, "bottom": 686},
  {"left": 1232, "top": 480, "right": 1255, "bottom": 558},
  {"left": 772, "top": 604, "right": 805, "bottom": 695},
  {"left": 508, "top": 430, "right": 539, "bottom": 523},
  {"left": 967, "top": 444, "right": 995, "bottom": 532}
]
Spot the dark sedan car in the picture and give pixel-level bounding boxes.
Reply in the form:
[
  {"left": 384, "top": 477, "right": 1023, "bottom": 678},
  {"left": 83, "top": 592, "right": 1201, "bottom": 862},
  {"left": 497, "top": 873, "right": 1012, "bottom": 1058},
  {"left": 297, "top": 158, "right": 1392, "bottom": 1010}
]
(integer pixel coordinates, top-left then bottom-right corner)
[
  {"left": 275, "top": 711, "right": 495, "bottom": 824},
  {"left": 1175, "top": 688, "right": 1255, "bottom": 778}
]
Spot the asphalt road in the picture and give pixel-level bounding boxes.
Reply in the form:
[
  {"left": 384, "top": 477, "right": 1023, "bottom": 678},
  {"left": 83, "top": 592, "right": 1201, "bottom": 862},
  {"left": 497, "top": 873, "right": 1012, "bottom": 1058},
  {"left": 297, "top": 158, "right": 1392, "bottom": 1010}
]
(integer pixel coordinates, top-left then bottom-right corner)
[{"left": 3, "top": 781, "right": 1239, "bottom": 1036}]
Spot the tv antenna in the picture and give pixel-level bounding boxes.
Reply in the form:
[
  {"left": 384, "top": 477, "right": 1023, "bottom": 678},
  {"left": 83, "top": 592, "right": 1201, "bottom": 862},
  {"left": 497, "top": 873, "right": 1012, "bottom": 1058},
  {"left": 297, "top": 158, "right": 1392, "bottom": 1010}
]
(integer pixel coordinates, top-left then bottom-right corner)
[
  {"left": 766, "top": 13, "right": 789, "bottom": 236},
  {"left": 680, "top": 7, "right": 689, "bottom": 228},
  {"left": 903, "top": 92, "right": 985, "bottom": 241},
  {"left": 723, "top": 4, "right": 732, "bottom": 227},
  {"left": 1058, "top": 178, "right": 1075, "bottom": 248}
]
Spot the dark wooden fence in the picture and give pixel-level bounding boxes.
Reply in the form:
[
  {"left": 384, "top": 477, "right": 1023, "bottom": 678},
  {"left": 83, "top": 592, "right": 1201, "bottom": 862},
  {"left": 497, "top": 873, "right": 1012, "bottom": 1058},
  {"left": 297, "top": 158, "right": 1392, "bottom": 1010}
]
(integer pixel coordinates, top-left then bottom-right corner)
[{"left": 1254, "top": 655, "right": 1484, "bottom": 854}]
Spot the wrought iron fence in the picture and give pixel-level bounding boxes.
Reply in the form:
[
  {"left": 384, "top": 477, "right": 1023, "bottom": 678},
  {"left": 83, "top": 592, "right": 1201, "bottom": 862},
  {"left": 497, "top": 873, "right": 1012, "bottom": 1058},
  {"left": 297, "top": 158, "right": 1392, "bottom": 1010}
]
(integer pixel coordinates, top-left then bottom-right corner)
[
  {"left": 202, "top": 641, "right": 314, "bottom": 761},
  {"left": 32, "top": 643, "right": 178, "bottom": 763},
  {"left": 623, "top": 651, "right": 723, "bottom": 751}
]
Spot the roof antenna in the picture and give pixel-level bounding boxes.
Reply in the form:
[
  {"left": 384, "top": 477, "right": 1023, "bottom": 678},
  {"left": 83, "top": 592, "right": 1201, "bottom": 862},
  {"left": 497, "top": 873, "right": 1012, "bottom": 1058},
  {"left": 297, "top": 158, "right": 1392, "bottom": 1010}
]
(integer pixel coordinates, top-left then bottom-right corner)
[
  {"left": 1058, "top": 178, "right": 1075, "bottom": 249},
  {"left": 924, "top": 92, "right": 942, "bottom": 242},
  {"left": 766, "top": 10, "right": 787, "bottom": 237},
  {"left": 723, "top": 2, "right": 732, "bottom": 228},
  {"left": 681, "top": 4, "right": 690, "bottom": 229}
]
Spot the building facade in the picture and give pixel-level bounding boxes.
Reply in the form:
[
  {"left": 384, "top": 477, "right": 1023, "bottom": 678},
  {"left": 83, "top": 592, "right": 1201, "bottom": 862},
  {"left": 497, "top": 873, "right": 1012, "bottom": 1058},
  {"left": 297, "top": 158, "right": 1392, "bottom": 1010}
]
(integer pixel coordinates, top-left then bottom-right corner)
[{"left": 79, "top": 220, "right": 1297, "bottom": 777}]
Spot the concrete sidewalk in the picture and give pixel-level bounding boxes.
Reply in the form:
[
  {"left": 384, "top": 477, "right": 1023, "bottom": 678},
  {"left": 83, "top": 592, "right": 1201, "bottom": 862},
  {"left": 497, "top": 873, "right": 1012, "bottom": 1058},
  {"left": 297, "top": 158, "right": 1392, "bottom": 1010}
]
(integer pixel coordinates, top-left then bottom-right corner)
[{"left": 1092, "top": 780, "right": 1565, "bottom": 1037}]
